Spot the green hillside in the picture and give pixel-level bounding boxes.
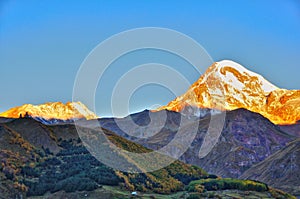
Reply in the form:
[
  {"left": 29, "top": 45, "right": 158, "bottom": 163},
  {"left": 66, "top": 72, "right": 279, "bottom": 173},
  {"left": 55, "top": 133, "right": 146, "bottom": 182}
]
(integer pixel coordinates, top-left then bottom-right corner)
[{"left": 0, "top": 118, "right": 296, "bottom": 199}]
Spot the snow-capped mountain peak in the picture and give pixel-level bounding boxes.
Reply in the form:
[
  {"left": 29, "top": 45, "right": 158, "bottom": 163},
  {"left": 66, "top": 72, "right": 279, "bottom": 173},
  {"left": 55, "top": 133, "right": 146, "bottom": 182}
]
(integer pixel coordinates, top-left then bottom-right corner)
[
  {"left": 157, "top": 60, "right": 300, "bottom": 125},
  {"left": 211, "top": 60, "right": 278, "bottom": 93},
  {"left": 0, "top": 101, "right": 98, "bottom": 123}
]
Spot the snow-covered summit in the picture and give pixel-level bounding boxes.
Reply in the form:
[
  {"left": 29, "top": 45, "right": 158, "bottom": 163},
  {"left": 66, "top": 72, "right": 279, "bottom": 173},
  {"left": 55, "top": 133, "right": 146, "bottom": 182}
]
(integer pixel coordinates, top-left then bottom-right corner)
[{"left": 157, "top": 60, "right": 300, "bottom": 124}]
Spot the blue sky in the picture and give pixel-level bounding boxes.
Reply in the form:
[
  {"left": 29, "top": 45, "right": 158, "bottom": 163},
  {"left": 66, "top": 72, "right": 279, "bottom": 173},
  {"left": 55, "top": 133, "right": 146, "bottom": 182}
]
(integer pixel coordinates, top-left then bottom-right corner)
[{"left": 0, "top": 0, "right": 299, "bottom": 116}]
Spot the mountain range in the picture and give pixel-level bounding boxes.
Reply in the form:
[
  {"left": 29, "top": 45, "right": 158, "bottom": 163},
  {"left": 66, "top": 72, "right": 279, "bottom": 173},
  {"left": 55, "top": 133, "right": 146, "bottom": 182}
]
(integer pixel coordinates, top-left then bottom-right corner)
[
  {"left": 1, "top": 60, "right": 299, "bottom": 126},
  {"left": 1, "top": 61, "right": 300, "bottom": 125},
  {"left": 0, "top": 60, "right": 299, "bottom": 198},
  {"left": 92, "top": 108, "right": 299, "bottom": 195},
  {"left": 0, "top": 116, "right": 296, "bottom": 199}
]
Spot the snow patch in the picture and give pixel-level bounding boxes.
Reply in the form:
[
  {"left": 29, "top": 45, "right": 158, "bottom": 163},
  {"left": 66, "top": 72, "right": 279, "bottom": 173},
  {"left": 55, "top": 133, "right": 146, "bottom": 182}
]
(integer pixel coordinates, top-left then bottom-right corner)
[{"left": 217, "top": 60, "right": 278, "bottom": 93}]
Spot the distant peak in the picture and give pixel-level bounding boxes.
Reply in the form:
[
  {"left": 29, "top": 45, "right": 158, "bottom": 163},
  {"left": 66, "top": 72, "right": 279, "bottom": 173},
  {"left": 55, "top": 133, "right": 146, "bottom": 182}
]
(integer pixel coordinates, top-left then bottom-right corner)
[{"left": 0, "top": 101, "right": 98, "bottom": 121}]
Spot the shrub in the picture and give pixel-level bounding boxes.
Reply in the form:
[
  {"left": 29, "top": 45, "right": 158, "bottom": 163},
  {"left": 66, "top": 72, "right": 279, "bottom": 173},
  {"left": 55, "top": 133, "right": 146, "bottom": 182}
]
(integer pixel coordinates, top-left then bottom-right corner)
[
  {"left": 187, "top": 193, "right": 202, "bottom": 199},
  {"left": 21, "top": 166, "right": 39, "bottom": 177},
  {"left": 187, "top": 178, "right": 268, "bottom": 192},
  {"left": 52, "top": 177, "right": 97, "bottom": 193}
]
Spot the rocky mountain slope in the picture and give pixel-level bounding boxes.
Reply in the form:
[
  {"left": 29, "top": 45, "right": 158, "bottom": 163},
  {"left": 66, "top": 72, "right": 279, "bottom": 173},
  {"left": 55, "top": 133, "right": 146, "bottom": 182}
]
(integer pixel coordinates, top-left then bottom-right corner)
[
  {"left": 241, "top": 139, "right": 300, "bottom": 196},
  {"left": 157, "top": 60, "right": 300, "bottom": 125},
  {"left": 192, "top": 109, "right": 293, "bottom": 178},
  {"left": 279, "top": 122, "right": 300, "bottom": 137},
  {"left": 94, "top": 109, "right": 294, "bottom": 179}
]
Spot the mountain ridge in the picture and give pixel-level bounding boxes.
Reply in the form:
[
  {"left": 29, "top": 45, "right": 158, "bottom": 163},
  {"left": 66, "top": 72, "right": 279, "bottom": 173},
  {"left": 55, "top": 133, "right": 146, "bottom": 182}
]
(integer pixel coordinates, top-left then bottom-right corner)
[
  {"left": 98, "top": 108, "right": 293, "bottom": 177},
  {"left": 241, "top": 138, "right": 300, "bottom": 196}
]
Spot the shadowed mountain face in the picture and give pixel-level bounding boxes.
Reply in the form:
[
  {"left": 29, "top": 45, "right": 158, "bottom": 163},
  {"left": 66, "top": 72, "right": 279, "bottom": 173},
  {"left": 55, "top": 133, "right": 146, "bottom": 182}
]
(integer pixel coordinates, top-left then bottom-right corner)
[
  {"left": 93, "top": 109, "right": 294, "bottom": 180},
  {"left": 2, "top": 118, "right": 61, "bottom": 154},
  {"left": 279, "top": 123, "right": 300, "bottom": 137},
  {"left": 241, "top": 139, "right": 300, "bottom": 196},
  {"left": 193, "top": 109, "right": 293, "bottom": 178},
  {"left": 0, "top": 117, "right": 15, "bottom": 124}
]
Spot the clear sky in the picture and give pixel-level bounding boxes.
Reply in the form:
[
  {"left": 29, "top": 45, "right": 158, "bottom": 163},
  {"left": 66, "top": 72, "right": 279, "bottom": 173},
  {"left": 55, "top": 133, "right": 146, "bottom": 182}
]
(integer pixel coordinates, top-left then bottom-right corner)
[{"left": 0, "top": 0, "right": 299, "bottom": 116}]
